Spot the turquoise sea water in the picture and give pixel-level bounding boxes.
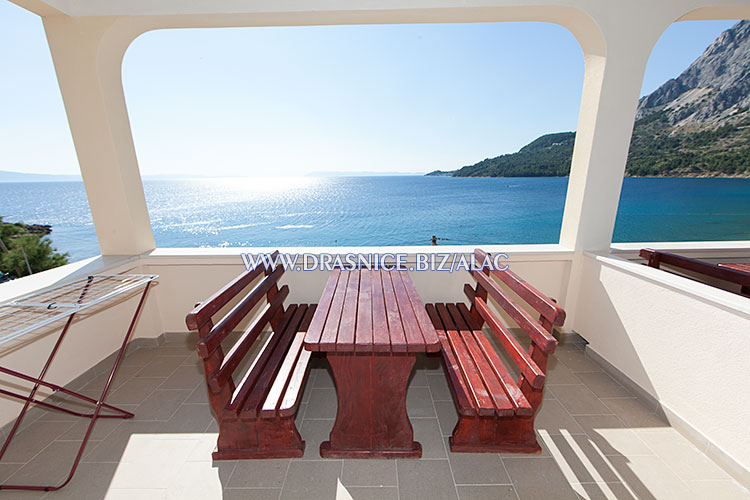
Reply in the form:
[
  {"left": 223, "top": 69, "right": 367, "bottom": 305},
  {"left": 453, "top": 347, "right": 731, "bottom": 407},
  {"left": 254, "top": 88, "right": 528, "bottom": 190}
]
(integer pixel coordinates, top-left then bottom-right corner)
[{"left": 1, "top": 176, "right": 749, "bottom": 261}]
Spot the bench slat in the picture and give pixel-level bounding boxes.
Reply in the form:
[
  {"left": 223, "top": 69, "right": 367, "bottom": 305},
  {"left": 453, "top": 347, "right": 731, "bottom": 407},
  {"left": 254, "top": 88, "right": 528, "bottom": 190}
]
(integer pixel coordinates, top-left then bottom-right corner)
[
  {"left": 474, "top": 249, "right": 565, "bottom": 326},
  {"left": 336, "top": 270, "right": 360, "bottom": 352},
  {"left": 371, "top": 269, "right": 391, "bottom": 352},
  {"left": 475, "top": 297, "right": 545, "bottom": 390},
  {"left": 319, "top": 271, "right": 349, "bottom": 351},
  {"left": 382, "top": 271, "right": 408, "bottom": 352},
  {"left": 278, "top": 305, "right": 317, "bottom": 417},
  {"left": 447, "top": 304, "right": 514, "bottom": 417},
  {"left": 472, "top": 271, "right": 556, "bottom": 353},
  {"left": 391, "top": 271, "right": 427, "bottom": 353},
  {"left": 207, "top": 289, "right": 288, "bottom": 389},
  {"left": 355, "top": 270, "right": 374, "bottom": 352},
  {"left": 259, "top": 305, "right": 315, "bottom": 418},
  {"left": 304, "top": 270, "right": 341, "bottom": 351},
  {"left": 437, "top": 304, "right": 495, "bottom": 416},
  {"left": 399, "top": 270, "right": 440, "bottom": 352},
  {"left": 225, "top": 305, "right": 298, "bottom": 414},
  {"left": 454, "top": 303, "right": 532, "bottom": 416},
  {"left": 185, "top": 251, "right": 278, "bottom": 330},
  {"left": 427, "top": 304, "right": 476, "bottom": 416},
  {"left": 241, "top": 305, "right": 309, "bottom": 418},
  {"left": 197, "top": 269, "right": 286, "bottom": 358}
]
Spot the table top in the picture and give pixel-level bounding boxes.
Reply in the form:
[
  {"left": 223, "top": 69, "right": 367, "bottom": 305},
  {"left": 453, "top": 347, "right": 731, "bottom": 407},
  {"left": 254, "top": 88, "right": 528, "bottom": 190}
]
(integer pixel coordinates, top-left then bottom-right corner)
[
  {"left": 719, "top": 263, "right": 750, "bottom": 274},
  {"left": 304, "top": 268, "right": 440, "bottom": 354}
]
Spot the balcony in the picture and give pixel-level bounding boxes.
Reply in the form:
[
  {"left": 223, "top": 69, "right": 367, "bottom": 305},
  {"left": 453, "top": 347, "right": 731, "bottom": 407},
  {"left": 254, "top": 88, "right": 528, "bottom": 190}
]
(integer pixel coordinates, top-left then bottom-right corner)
[{"left": 0, "top": 246, "right": 748, "bottom": 499}]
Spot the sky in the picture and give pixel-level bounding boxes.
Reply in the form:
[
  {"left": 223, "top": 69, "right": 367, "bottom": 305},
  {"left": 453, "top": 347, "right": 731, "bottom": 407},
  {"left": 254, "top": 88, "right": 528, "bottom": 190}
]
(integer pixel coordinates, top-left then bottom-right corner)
[{"left": 0, "top": 1, "right": 738, "bottom": 177}]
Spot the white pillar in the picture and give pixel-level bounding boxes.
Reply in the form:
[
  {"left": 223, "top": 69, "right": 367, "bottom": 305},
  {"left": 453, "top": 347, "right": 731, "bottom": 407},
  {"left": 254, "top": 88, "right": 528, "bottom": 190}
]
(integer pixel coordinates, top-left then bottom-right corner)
[
  {"left": 43, "top": 16, "right": 154, "bottom": 256},
  {"left": 559, "top": 43, "right": 653, "bottom": 252}
]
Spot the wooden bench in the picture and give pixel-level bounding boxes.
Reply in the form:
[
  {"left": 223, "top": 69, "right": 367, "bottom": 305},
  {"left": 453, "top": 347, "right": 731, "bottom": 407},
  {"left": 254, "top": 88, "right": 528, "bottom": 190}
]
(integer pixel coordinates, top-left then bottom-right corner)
[
  {"left": 641, "top": 248, "right": 750, "bottom": 297},
  {"left": 185, "top": 252, "right": 316, "bottom": 459},
  {"left": 426, "top": 248, "right": 565, "bottom": 453}
]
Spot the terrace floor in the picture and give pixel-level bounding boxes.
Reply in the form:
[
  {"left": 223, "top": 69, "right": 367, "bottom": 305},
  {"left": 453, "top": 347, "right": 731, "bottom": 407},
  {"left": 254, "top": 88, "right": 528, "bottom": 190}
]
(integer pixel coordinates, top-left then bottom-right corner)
[{"left": 1, "top": 334, "right": 748, "bottom": 500}]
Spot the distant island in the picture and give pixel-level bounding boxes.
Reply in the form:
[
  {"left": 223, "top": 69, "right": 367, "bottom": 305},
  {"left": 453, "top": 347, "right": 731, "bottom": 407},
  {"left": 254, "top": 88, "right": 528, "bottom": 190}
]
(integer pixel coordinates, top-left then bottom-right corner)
[{"left": 430, "top": 20, "right": 750, "bottom": 178}]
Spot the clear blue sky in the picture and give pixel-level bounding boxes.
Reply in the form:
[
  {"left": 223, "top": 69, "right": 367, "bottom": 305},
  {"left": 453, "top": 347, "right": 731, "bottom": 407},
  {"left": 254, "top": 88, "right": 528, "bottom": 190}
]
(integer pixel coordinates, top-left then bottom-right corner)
[{"left": 0, "top": 1, "right": 737, "bottom": 176}]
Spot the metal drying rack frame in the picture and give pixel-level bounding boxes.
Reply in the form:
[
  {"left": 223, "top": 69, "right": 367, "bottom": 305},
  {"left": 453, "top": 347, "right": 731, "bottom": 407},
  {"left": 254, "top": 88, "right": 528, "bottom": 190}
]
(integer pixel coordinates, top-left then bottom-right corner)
[{"left": 0, "top": 273, "right": 158, "bottom": 491}]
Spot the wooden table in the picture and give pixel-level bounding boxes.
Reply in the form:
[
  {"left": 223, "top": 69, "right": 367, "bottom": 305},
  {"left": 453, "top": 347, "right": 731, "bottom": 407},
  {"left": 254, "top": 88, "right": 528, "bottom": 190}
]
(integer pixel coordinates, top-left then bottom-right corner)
[
  {"left": 304, "top": 268, "right": 440, "bottom": 458},
  {"left": 719, "top": 263, "right": 750, "bottom": 273}
]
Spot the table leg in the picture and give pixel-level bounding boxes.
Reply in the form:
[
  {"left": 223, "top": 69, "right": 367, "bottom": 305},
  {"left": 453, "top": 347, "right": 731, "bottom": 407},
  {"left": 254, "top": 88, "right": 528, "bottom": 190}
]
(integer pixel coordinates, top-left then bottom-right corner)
[{"left": 321, "top": 353, "right": 421, "bottom": 458}]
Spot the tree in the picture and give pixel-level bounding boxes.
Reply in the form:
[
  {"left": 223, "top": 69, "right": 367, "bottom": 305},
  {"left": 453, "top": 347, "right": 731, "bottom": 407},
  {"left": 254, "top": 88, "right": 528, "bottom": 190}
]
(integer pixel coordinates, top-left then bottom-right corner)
[{"left": 0, "top": 217, "right": 69, "bottom": 279}]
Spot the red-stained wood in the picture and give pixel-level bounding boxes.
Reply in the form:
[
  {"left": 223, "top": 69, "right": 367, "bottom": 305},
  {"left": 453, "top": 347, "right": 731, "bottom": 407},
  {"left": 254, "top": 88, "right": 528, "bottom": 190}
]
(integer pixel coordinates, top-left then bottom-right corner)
[
  {"left": 336, "top": 269, "right": 360, "bottom": 352},
  {"left": 185, "top": 251, "right": 279, "bottom": 330},
  {"left": 196, "top": 282, "right": 288, "bottom": 359},
  {"left": 391, "top": 271, "right": 425, "bottom": 353},
  {"left": 241, "top": 305, "right": 308, "bottom": 419},
  {"left": 371, "top": 269, "right": 391, "bottom": 353},
  {"left": 641, "top": 249, "right": 750, "bottom": 297},
  {"left": 399, "top": 270, "right": 440, "bottom": 352},
  {"left": 475, "top": 297, "right": 545, "bottom": 389},
  {"left": 206, "top": 290, "right": 288, "bottom": 389},
  {"left": 424, "top": 248, "right": 565, "bottom": 453},
  {"left": 474, "top": 248, "right": 565, "bottom": 326},
  {"left": 304, "top": 269, "right": 439, "bottom": 458},
  {"left": 381, "top": 271, "right": 408, "bottom": 352},
  {"left": 319, "top": 271, "right": 349, "bottom": 351},
  {"left": 185, "top": 254, "right": 315, "bottom": 460},
  {"left": 226, "top": 306, "right": 299, "bottom": 414},
  {"left": 426, "top": 304, "right": 475, "bottom": 416},
  {"left": 303, "top": 270, "right": 341, "bottom": 351},
  {"left": 355, "top": 269, "right": 374, "bottom": 352},
  {"left": 321, "top": 353, "right": 420, "bottom": 458},
  {"left": 447, "top": 304, "right": 514, "bottom": 417},
  {"left": 436, "top": 304, "right": 494, "bottom": 416},
  {"left": 471, "top": 270, "right": 556, "bottom": 353}
]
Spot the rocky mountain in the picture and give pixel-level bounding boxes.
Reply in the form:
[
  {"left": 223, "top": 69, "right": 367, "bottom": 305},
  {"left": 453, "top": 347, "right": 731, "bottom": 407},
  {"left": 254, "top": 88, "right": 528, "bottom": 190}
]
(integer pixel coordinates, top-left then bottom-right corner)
[{"left": 435, "top": 20, "right": 750, "bottom": 178}]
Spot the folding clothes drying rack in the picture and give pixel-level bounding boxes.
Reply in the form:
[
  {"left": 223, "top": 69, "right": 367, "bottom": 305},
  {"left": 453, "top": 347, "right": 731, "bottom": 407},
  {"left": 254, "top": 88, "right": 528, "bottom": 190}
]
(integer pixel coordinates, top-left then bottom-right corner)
[{"left": 0, "top": 274, "right": 157, "bottom": 491}]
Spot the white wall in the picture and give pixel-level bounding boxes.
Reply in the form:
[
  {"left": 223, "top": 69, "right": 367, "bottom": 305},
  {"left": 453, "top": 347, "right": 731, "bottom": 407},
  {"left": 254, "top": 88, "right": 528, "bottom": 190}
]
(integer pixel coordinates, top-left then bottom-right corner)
[{"left": 573, "top": 252, "right": 750, "bottom": 484}]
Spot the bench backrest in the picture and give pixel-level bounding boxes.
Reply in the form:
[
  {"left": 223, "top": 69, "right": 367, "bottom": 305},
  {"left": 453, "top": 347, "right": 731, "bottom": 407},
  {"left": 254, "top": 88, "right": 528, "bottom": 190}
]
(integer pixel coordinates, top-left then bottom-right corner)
[
  {"left": 640, "top": 248, "right": 750, "bottom": 288},
  {"left": 466, "top": 248, "right": 565, "bottom": 406},
  {"left": 185, "top": 251, "right": 287, "bottom": 418}
]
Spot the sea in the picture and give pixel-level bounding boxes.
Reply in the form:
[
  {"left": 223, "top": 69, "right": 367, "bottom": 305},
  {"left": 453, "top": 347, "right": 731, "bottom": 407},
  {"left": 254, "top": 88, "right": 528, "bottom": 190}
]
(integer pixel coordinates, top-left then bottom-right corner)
[{"left": 1, "top": 176, "right": 749, "bottom": 261}]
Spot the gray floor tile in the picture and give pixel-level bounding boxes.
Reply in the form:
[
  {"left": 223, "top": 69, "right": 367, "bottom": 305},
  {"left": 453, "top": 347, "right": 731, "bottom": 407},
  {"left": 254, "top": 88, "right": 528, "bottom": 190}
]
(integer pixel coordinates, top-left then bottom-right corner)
[
  {"left": 549, "top": 385, "right": 613, "bottom": 416},
  {"left": 555, "top": 350, "right": 603, "bottom": 373},
  {"left": 312, "top": 367, "right": 336, "bottom": 388},
  {"left": 222, "top": 489, "right": 281, "bottom": 500},
  {"left": 134, "top": 389, "right": 191, "bottom": 421},
  {"left": 280, "top": 460, "right": 342, "bottom": 500},
  {"left": 503, "top": 457, "right": 579, "bottom": 499},
  {"left": 1, "top": 420, "right": 76, "bottom": 462},
  {"left": 106, "top": 378, "right": 163, "bottom": 406},
  {"left": 298, "top": 419, "right": 334, "bottom": 460},
  {"left": 457, "top": 485, "right": 518, "bottom": 500},
  {"left": 434, "top": 401, "right": 458, "bottom": 437},
  {"left": 407, "top": 386, "right": 436, "bottom": 418},
  {"left": 347, "top": 486, "right": 399, "bottom": 500},
  {"left": 687, "top": 480, "right": 750, "bottom": 500},
  {"left": 598, "top": 398, "right": 667, "bottom": 428},
  {"left": 163, "top": 403, "right": 215, "bottom": 433},
  {"left": 573, "top": 415, "right": 654, "bottom": 457},
  {"left": 305, "top": 388, "right": 338, "bottom": 419},
  {"left": 342, "top": 459, "right": 397, "bottom": 487},
  {"left": 607, "top": 454, "right": 693, "bottom": 500},
  {"left": 157, "top": 365, "right": 205, "bottom": 391},
  {"left": 444, "top": 439, "right": 511, "bottom": 485},
  {"left": 426, "top": 372, "right": 453, "bottom": 402},
  {"left": 635, "top": 428, "right": 730, "bottom": 480},
  {"left": 575, "top": 371, "right": 633, "bottom": 398},
  {"left": 412, "top": 418, "right": 446, "bottom": 459},
  {"left": 535, "top": 398, "right": 585, "bottom": 435},
  {"left": 397, "top": 460, "right": 458, "bottom": 500},
  {"left": 135, "top": 355, "right": 187, "bottom": 378},
  {"left": 408, "top": 369, "right": 429, "bottom": 388},
  {"left": 227, "top": 459, "right": 289, "bottom": 488}
]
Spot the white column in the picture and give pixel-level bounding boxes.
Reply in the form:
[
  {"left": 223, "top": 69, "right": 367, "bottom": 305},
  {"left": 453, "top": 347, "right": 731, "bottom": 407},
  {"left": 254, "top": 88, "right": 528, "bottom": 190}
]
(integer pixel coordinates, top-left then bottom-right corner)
[
  {"left": 559, "top": 43, "right": 653, "bottom": 252},
  {"left": 43, "top": 16, "right": 155, "bottom": 256}
]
